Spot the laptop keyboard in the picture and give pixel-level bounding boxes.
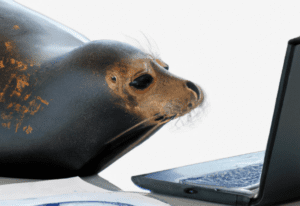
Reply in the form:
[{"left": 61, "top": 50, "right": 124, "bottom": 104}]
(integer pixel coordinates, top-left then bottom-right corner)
[{"left": 180, "top": 163, "right": 263, "bottom": 189}]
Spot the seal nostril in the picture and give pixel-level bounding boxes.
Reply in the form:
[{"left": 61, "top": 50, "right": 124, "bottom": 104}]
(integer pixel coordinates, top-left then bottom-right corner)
[{"left": 186, "top": 81, "right": 200, "bottom": 100}]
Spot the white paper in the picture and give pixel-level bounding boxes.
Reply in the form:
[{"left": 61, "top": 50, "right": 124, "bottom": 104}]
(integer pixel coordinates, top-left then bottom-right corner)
[
  {"left": 0, "top": 192, "right": 170, "bottom": 206},
  {"left": 0, "top": 177, "right": 170, "bottom": 206},
  {"left": 0, "top": 177, "right": 108, "bottom": 200}
]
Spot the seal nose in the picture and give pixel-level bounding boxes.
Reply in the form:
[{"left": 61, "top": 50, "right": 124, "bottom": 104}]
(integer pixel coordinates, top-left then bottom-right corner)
[{"left": 186, "top": 81, "right": 200, "bottom": 100}]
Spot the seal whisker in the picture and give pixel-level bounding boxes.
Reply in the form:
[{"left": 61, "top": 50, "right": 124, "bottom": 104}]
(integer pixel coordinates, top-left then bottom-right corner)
[
  {"left": 108, "top": 123, "right": 162, "bottom": 162},
  {"left": 123, "top": 34, "right": 145, "bottom": 54},
  {"left": 140, "top": 32, "right": 157, "bottom": 58},
  {"left": 174, "top": 117, "right": 181, "bottom": 128},
  {"left": 106, "top": 115, "right": 158, "bottom": 144}
]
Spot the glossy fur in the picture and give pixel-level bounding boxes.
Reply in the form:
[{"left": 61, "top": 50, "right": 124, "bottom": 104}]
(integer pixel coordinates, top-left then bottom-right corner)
[{"left": 0, "top": 0, "right": 204, "bottom": 179}]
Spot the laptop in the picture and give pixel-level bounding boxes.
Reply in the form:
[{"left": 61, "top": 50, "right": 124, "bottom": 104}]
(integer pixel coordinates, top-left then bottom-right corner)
[{"left": 132, "top": 37, "right": 300, "bottom": 206}]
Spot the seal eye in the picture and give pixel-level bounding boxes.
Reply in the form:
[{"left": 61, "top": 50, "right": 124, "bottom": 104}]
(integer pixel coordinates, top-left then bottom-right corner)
[
  {"left": 164, "top": 65, "right": 169, "bottom": 70},
  {"left": 111, "top": 76, "right": 116, "bottom": 82},
  {"left": 129, "top": 74, "right": 153, "bottom": 90}
]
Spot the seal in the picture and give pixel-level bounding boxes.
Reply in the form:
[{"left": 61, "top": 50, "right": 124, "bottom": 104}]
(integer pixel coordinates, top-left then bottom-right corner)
[{"left": 0, "top": 0, "right": 204, "bottom": 179}]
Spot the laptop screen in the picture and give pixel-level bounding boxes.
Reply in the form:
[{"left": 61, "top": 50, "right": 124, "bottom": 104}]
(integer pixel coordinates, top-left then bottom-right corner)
[{"left": 252, "top": 41, "right": 300, "bottom": 205}]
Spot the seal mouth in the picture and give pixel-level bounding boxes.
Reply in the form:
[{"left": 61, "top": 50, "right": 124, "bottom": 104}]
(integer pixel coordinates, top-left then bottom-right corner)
[{"left": 155, "top": 114, "right": 177, "bottom": 123}]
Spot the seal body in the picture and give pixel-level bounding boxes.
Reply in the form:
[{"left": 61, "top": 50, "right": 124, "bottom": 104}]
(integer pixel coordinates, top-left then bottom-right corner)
[{"left": 0, "top": 0, "right": 204, "bottom": 179}]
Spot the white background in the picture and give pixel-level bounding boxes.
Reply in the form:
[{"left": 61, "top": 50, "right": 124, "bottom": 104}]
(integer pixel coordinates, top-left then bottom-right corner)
[{"left": 15, "top": 0, "right": 300, "bottom": 193}]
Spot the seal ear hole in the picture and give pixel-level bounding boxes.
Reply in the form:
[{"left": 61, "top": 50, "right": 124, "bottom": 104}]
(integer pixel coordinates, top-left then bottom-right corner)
[
  {"left": 129, "top": 74, "right": 153, "bottom": 90},
  {"left": 111, "top": 76, "right": 117, "bottom": 82}
]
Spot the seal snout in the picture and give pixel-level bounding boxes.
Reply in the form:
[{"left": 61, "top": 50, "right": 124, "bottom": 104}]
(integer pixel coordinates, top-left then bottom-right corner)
[{"left": 186, "top": 81, "right": 200, "bottom": 100}]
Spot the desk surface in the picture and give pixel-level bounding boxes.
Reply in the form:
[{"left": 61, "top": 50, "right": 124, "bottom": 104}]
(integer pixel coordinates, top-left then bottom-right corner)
[{"left": 0, "top": 175, "right": 299, "bottom": 206}]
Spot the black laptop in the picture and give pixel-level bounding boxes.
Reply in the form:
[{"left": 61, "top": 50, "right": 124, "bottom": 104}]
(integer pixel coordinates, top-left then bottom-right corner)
[{"left": 132, "top": 37, "right": 300, "bottom": 206}]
